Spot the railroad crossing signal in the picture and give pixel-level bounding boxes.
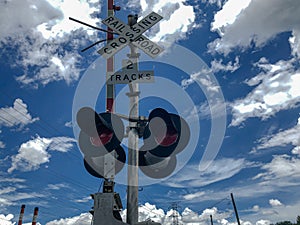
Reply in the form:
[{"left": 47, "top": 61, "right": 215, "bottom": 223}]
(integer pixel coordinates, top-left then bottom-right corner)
[
  {"left": 76, "top": 107, "right": 190, "bottom": 179},
  {"left": 77, "top": 107, "right": 126, "bottom": 178},
  {"left": 98, "top": 12, "right": 164, "bottom": 58},
  {"left": 139, "top": 108, "right": 190, "bottom": 179}
]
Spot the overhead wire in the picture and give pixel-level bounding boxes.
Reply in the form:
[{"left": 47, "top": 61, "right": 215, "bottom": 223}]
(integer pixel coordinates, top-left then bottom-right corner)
[
  {"left": 0, "top": 94, "right": 82, "bottom": 161},
  {"left": 0, "top": 98, "right": 105, "bottom": 218}
]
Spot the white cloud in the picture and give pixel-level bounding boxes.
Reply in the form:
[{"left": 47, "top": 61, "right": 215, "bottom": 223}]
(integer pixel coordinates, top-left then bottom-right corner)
[
  {"left": 8, "top": 135, "right": 76, "bottom": 173},
  {"left": 184, "top": 101, "right": 227, "bottom": 122},
  {"left": 254, "top": 154, "right": 300, "bottom": 181},
  {"left": 252, "top": 205, "right": 260, "bottom": 212},
  {"left": 0, "top": 0, "right": 100, "bottom": 87},
  {"left": 203, "top": 0, "right": 223, "bottom": 8},
  {"left": 210, "top": 56, "right": 240, "bottom": 73},
  {"left": 8, "top": 136, "right": 51, "bottom": 173},
  {"left": 181, "top": 69, "right": 221, "bottom": 93},
  {"left": 48, "top": 136, "right": 76, "bottom": 152},
  {"left": 256, "top": 220, "right": 271, "bottom": 225},
  {"left": 289, "top": 29, "right": 300, "bottom": 58},
  {"left": 209, "top": 0, "right": 300, "bottom": 55},
  {"left": 0, "top": 191, "right": 45, "bottom": 207},
  {"left": 45, "top": 213, "right": 92, "bottom": 225},
  {"left": 166, "top": 158, "right": 252, "bottom": 188},
  {"left": 0, "top": 98, "right": 39, "bottom": 129},
  {"left": 0, "top": 140, "right": 5, "bottom": 149},
  {"left": 127, "top": 0, "right": 198, "bottom": 46},
  {"left": 230, "top": 59, "right": 300, "bottom": 126},
  {"left": 183, "top": 191, "right": 205, "bottom": 201},
  {"left": 47, "top": 183, "right": 69, "bottom": 190},
  {"left": 255, "top": 115, "right": 300, "bottom": 152},
  {"left": 35, "top": 201, "right": 300, "bottom": 225},
  {"left": 269, "top": 199, "right": 282, "bottom": 207},
  {"left": 0, "top": 177, "right": 26, "bottom": 183},
  {"left": 64, "top": 121, "right": 72, "bottom": 128},
  {"left": 0, "top": 214, "right": 14, "bottom": 225},
  {"left": 0, "top": 187, "right": 16, "bottom": 195},
  {"left": 0, "top": 0, "right": 62, "bottom": 39},
  {"left": 292, "top": 146, "right": 300, "bottom": 155},
  {"left": 211, "top": 0, "right": 252, "bottom": 36},
  {"left": 74, "top": 196, "right": 92, "bottom": 203},
  {"left": 137, "top": 203, "right": 166, "bottom": 224}
]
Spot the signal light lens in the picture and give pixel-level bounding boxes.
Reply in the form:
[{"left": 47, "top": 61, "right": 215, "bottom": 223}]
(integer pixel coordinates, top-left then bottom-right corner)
[
  {"left": 90, "top": 127, "right": 113, "bottom": 147},
  {"left": 155, "top": 126, "right": 178, "bottom": 147},
  {"left": 149, "top": 115, "right": 178, "bottom": 147}
]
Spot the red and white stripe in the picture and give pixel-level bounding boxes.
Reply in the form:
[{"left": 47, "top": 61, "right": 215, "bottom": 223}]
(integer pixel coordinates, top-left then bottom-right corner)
[
  {"left": 31, "top": 207, "right": 39, "bottom": 225},
  {"left": 17, "top": 204, "right": 25, "bottom": 225}
]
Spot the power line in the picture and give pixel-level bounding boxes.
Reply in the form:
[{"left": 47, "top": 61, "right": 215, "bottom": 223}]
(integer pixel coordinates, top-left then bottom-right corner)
[{"left": 0, "top": 104, "right": 82, "bottom": 161}]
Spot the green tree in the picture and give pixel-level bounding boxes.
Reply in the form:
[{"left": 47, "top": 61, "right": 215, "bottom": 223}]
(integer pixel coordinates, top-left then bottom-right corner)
[
  {"left": 296, "top": 216, "right": 300, "bottom": 225},
  {"left": 276, "top": 221, "right": 294, "bottom": 225}
]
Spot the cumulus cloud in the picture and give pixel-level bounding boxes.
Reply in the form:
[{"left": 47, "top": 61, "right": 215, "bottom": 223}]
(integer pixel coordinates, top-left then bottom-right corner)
[
  {"left": 0, "top": 214, "right": 14, "bottom": 225},
  {"left": 210, "top": 56, "right": 240, "bottom": 73},
  {"left": 203, "top": 0, "right": 223, "bottom": 8},
  {"left": 24, "top": 201, "right": 300, "bottom": 225},
  {"left": 269, "top": 199, "right": 282, "bottom": 207},
  {"left": 8, "top": 135, "right": 76, "bottom": 173},
  {"left": 209, "top": 0, "right": 300, "bottom": 56},
  {"left": 0, "top": 0, "right": 100, "bottom": 88},
  {"left": 230, "top": 58, "right": 300, "bottom": 126},
  {"left": 45, "top": 213, "right": 92, "bottom": 225},
  {"left": 0, "top": 98, "right": 39, "bottom": 129},
  {"left": 127, "top": 0, "right": 198, "bottom": 46}
]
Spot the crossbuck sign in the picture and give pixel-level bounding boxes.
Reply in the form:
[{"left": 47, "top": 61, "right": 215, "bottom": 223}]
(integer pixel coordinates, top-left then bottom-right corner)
[{"left": 98, "top": 12, "right": 164, "bottom": 59}]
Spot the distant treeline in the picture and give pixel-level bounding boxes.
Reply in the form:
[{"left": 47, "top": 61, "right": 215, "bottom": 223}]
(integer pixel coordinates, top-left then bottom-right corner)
[{"left": 272, "top": 216, "right": 300, "bottom": 225}]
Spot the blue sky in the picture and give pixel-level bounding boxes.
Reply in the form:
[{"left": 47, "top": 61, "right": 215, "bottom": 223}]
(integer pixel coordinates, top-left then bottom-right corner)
[{"left": 1, "top": 0, "right": 300, "bottom": 225}]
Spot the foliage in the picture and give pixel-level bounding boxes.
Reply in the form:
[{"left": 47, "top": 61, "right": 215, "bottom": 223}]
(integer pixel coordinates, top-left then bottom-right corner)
[{"left": 273, "top": 216, "right": 300, "bottom": 225}]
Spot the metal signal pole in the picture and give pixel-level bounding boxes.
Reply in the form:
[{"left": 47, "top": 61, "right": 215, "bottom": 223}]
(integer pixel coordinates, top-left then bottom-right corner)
[
  {"left": 126, "top": 14, "right": 139, "bottom": 225},
  {"left": 106, "top": 0, "right": 115, "bottom": 112}
]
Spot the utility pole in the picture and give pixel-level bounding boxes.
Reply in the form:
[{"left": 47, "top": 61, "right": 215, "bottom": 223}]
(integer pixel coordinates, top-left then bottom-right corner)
[
  {"left": 126, "top": 14, "right": 140, "bottom": 225},
  {"left": 230, "top": 193, "right": 241, "bottom": 225},
  {"left": 210, "top": 215, "right": 214, "bottom": 225}
]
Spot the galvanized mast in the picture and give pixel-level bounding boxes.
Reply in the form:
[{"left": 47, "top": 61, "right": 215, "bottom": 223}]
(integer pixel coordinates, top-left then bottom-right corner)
[{"left": 126, "top": 15, "right": 140, "bottom": 225}]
